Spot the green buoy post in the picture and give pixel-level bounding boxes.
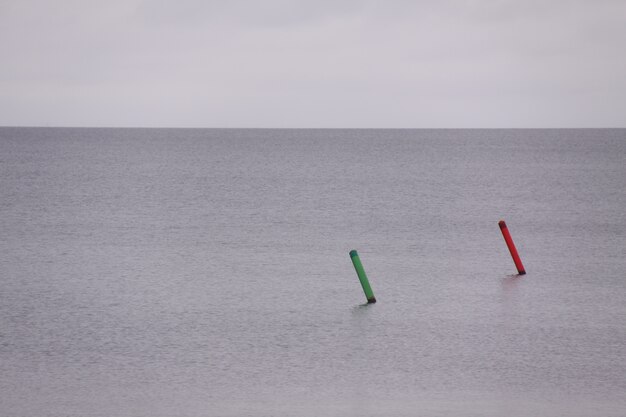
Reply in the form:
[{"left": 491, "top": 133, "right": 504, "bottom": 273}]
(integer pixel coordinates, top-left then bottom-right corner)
[{"left": 349, "top": 250, "right": 376, "bottom": 303}]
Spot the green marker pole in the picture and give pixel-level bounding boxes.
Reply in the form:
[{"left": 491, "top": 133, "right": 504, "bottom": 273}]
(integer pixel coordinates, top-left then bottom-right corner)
[{"left": 349, "top": 250, "right": 376, "bottom": 303}]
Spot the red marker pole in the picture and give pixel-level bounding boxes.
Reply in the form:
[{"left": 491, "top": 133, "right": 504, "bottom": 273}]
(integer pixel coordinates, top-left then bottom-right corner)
[{"left": 498, "top": 220, "right": 526, "bottom": 275}]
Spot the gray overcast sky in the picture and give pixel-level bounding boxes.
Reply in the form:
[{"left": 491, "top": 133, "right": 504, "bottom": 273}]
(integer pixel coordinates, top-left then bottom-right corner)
[{"left": 1, "top": 0, "right": 625, "bottom": 127}]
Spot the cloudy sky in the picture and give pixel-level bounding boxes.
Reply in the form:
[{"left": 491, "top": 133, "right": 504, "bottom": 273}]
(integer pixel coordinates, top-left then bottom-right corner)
[{"left": 1, "top": 0, "right": 625, "bottom": 127}]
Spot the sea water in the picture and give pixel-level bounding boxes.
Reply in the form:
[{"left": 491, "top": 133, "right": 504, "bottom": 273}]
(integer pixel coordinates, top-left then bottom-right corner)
[{"left": 1, "top": 128, "right": 625, "bottom": 417}]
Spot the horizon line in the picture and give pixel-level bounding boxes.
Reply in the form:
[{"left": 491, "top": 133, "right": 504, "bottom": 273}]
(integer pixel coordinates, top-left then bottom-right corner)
[{"left": 1, "top": 126, "right": 625, "bottom": 130}]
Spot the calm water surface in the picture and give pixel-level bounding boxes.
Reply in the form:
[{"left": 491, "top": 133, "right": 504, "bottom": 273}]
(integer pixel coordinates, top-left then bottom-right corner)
[{"left": 1, "top": 128, "right": 625, "bottom": 417}]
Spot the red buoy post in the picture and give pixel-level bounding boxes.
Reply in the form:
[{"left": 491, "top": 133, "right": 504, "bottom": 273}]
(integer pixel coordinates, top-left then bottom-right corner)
[{"left": 498, "top": 220, "right": 526, "bottom": 275}]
